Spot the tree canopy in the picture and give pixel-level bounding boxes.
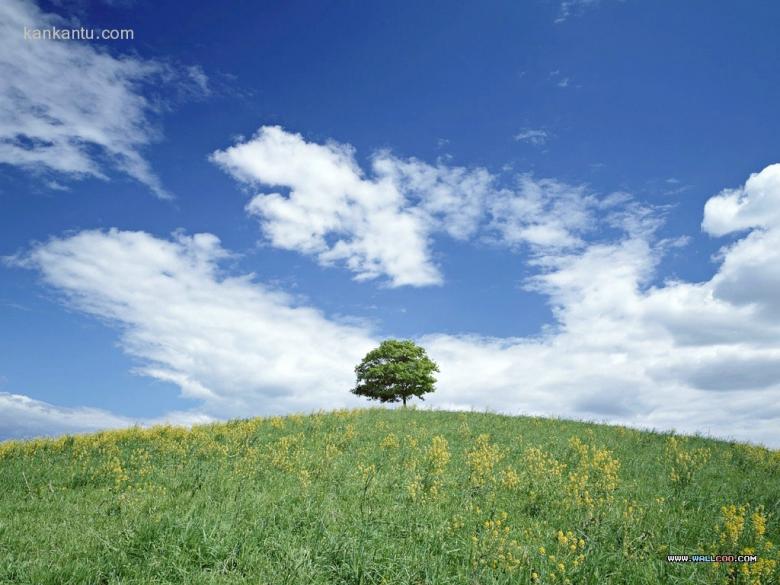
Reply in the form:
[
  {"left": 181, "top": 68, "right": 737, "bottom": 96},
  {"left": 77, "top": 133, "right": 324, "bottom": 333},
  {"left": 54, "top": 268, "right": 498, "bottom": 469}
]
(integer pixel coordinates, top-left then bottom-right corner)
[{"left": 351, "top": 339, "right": 439, "bottom": 406}]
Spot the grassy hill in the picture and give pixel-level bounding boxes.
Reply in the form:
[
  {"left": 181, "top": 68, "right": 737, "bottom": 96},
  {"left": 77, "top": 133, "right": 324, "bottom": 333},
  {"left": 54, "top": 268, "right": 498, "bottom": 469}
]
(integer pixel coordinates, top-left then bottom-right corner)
[{"left": 1, "top": 408, "right": 778, "bottom": 584}]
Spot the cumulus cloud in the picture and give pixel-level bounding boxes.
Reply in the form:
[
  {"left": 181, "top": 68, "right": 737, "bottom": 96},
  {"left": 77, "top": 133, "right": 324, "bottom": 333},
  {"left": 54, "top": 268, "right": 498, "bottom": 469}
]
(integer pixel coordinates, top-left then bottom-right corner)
[
  {"left": 702, "top": 164, "right": 780, "bottom": 236},
  {"left": 0, "top": 392, "right": 212, "bottom": 440},
  {"left": 372, "top": 155, "right": 493, "bottom": 241},
  {"left": 212, "top": 127, "right": 495, "bottom": 286},
  {"left": 210, "top": 127, "right": 438, "bottom": 286},
  {"left": 10, "top": 162, "right": 780, "bottom": 447},
  {"left": 12, "top": 228, "right": 376, "bottom": 419},
  {"left": 701, "top": 164, "right": 780, "bottom": 320},
  {"left": 0, "top": 0, "right": 188, "bottom": 197},
  {"left": 488, "top": 176, "right": 601, "bottom": 249},
  {"left": 423, "top": 164, "right": 780, "bottom": 447},
  {"left": 212, "top": 127, "right": 624, "bottom": 285}
]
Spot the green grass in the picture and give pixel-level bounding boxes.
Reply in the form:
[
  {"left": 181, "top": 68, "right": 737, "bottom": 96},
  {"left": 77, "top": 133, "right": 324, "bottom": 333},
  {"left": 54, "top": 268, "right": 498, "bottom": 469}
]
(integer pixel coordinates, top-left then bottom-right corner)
[{"left": 1, "top": 408, "right": 778, "bottom": 584}]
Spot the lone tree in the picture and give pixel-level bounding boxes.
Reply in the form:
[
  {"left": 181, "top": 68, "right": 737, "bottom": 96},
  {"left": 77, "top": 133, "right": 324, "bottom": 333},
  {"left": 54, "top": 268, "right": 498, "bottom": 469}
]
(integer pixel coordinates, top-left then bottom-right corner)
[{"left": 351, "top": 339, "right": 439, "bottom": 407}]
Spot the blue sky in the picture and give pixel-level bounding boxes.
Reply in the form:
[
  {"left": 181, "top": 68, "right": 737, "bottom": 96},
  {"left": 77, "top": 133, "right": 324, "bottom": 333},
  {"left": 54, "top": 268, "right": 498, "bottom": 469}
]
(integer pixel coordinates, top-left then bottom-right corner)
[{"left": 2, "top": 0, "right": 780, "bottom": 445}]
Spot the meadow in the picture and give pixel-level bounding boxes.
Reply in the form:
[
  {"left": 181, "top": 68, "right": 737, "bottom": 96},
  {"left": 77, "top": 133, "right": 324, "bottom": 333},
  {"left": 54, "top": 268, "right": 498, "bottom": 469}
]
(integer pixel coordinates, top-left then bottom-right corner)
[{"left": 0, "top": 408, "right": 777, "bottom": 584}]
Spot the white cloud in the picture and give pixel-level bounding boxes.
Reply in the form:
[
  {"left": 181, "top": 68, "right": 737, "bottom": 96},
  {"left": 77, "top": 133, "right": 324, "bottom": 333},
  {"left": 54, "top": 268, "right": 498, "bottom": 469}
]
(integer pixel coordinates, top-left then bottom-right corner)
[
  {"left": 211, "top": 126, "right": 497, "bottom": 287},
  {"left": 423, "top": 164, "right": 780, "bottom": 447},
  {"left": 10, "top": 163, "right": 780, "bottom": 447},
  {"left": 514, "top": 129, "right": 549, "bottom": 145},
  {"left": 185, "top": 65, "right": 210, "bottom": 96},
  {"left": 372, "top": 154, "right": 493, "bottom": 241},
  {"left": 702, "top": 163, "right": 780, "bottom": 236},
  {"left": 488, "top": 176, "right": 600, "bottom": 249},
  {"left": 703, "top": 164, "right": 780, "bottom": 319},
  {"left": 13, "top": 228, "right": 376, "bottom": 419},
  {"left": 422, "top": 235, "right": 780, "bottom": 446},
  {"left": 0, "top": 0, "right": 180, "bottom": 197},
  {"left": 0, "top": 392, "right": 212, "bottom": 440},
  {"left": 212, "top": 127, "right": 617, "bottom": 286},
  {"left": 556, "top": 0, "right": 603, "bottom": 23}
]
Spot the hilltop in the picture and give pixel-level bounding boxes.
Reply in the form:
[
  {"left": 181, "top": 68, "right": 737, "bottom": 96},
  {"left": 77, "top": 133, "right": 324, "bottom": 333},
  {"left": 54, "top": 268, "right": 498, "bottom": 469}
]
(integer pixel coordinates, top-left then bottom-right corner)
[{"left": 1, "top": 409, "right": 778, "bottom": 584}]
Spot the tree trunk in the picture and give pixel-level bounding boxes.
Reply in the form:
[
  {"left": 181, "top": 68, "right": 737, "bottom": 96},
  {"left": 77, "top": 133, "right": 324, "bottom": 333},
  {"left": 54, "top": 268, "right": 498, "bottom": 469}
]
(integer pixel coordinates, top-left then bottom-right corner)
[{"left": 402, "top": 396, "right": 407, "bottom": 407}]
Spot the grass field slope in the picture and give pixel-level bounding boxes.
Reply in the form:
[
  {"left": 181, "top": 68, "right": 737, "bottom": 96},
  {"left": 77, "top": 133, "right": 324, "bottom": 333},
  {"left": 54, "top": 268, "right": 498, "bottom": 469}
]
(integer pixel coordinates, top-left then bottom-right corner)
[{"left": 1, "top": 409, "right": 778, "bottom": 584}]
